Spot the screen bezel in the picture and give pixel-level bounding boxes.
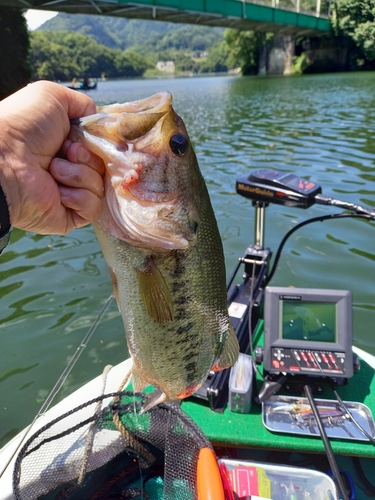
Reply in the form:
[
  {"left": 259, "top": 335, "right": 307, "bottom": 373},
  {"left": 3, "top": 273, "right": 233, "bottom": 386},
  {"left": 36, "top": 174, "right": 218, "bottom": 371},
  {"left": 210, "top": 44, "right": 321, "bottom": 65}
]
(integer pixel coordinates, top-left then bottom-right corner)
[{"left": 263, "top": 287, "right": 352, "bottom": 377}]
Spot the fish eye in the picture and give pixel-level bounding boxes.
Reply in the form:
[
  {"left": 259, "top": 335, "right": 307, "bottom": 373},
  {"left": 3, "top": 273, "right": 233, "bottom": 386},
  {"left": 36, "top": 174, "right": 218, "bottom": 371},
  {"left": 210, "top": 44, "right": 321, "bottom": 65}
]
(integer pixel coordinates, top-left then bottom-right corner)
[{"left": 169, "top": 134, "right": 188, "bottom": 156}]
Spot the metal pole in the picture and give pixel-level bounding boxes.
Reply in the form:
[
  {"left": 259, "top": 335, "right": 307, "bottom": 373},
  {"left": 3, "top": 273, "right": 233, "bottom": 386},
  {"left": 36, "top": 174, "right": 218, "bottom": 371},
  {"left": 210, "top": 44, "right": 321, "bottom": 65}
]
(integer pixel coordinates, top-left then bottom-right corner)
[
  {"left": 253, "top": 202, "right": 267, "bottom": 249},
  {"left": 316, "top": 0, "right": 321, "bottom": 17},
  {"left": 296, "top": 0, "right": 300, "bottom": 13}
]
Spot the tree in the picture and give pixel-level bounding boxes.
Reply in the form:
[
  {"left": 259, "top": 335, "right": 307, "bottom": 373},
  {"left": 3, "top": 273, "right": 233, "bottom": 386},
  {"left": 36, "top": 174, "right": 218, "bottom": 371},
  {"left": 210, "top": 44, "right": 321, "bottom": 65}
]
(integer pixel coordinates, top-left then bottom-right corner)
[
  {"left": 199, "top": 43, "right": 230, "bottom": 73},
  {"left": 224, "top": 30, "right": 266, "bottom": 75},
  {"left": 29, "top": 31, "right": 149, "bottom": 81},
  {"left": 0, "top": 7, "right": 30, "bottom": 99},
  {"left": 174, "top": 53, "right": 198, "bottom": 72},
  {"left": 115, "top": 50, "right": 149, "bottom": 77},
  {"left": 333, "top": 0, "right": 375, "bottom": 65}
]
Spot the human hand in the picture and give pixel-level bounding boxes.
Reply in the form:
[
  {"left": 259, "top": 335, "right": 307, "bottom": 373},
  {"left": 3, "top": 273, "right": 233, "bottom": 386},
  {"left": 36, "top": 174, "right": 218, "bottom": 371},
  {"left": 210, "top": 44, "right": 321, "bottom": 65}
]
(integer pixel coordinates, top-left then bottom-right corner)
[{"left": 0, "top": 81, "right": 105, "bottom": 235}]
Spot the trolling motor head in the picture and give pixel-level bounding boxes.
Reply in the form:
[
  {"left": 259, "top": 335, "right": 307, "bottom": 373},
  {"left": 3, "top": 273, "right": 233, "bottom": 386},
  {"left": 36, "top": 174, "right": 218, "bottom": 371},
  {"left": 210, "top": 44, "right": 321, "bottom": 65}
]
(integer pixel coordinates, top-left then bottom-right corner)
[
  {"left": 237, "top": 168, "right": 375, "bottom": 217},
  {"left": 236, "top": 169, "right": 322, "bottom": 209},
  {"left": 236, "top": 169, "right": 322, "bottom": 250}
]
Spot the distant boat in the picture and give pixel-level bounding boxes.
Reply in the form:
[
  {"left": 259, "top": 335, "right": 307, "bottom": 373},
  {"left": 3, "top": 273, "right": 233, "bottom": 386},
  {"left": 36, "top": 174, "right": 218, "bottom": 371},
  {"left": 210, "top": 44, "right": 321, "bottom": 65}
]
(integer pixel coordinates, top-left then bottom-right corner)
[{"left": 67, "top": 78, "right": 97, "bottom": 91}]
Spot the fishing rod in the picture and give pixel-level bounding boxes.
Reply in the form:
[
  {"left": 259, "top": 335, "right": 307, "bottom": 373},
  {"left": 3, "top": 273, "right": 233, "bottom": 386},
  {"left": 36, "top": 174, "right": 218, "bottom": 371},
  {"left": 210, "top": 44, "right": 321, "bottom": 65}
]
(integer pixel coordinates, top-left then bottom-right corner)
[{"left": 0, "top": 294, "right": 113, "bottom": 479}]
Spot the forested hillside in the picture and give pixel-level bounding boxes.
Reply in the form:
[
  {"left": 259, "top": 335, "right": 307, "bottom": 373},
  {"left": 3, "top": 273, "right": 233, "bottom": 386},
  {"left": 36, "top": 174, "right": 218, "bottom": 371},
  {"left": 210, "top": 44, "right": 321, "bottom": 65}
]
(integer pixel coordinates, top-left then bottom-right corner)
[
  {"left": 38, "top": 13, "right": 224, "bottom": 53},
  {"left": 31, "top": 13, "right": 227, "bottom": 81}
]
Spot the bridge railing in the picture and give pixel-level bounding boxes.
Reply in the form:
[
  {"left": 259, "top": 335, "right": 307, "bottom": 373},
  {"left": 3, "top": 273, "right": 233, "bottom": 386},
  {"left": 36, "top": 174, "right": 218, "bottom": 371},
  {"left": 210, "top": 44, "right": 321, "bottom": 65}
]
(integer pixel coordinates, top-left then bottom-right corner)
[{"left": 241, "top": 0, "right": 331, "bottom": 18}]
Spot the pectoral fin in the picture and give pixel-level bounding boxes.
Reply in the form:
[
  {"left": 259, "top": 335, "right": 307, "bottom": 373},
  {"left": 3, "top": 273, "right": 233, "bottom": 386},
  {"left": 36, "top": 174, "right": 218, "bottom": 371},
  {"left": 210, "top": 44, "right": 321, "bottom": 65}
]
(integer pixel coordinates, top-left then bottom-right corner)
[
  {"left": 212, "top": 324, "right": 239, "bottom": 372},
  {"left": 136, "top": 257, "right": 174, "bottom": 324}
]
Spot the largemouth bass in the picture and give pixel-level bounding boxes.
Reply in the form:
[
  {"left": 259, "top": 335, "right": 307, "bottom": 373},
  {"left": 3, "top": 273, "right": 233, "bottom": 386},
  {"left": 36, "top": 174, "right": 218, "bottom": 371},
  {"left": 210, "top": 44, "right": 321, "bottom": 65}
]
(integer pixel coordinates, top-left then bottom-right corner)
[{"left": 69, "top": 92, "right": 239, "bottom": 411}]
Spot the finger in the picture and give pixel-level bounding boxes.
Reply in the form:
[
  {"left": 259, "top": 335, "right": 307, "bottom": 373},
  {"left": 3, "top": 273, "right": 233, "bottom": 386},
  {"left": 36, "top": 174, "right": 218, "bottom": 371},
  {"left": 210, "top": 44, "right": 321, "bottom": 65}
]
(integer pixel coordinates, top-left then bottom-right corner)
[
  {"left": 50, "top": 158, "right": 105, "bottom": 199},
  {"left": 59, "top": 186, "right": 103, "bottom": 227},
  {"left": 60, "top": 139, "right": 72, "bottom": 158},
  {"left": 56, "top": 82, "right": 96, "bottom": 118},
  {"left": 64, "top": 141, "right": 105, "bottom": 176}
]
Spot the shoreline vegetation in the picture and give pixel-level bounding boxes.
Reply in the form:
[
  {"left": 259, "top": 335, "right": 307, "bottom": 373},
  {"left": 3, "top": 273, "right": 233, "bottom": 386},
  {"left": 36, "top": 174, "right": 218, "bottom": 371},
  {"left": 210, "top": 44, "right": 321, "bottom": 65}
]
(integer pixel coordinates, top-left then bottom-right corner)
[
  {"left": 0, "top": 2, "right": 374, "bottom": 99},
  {"left": 26, "top": 4, "right": 375, "bottom": 82}
]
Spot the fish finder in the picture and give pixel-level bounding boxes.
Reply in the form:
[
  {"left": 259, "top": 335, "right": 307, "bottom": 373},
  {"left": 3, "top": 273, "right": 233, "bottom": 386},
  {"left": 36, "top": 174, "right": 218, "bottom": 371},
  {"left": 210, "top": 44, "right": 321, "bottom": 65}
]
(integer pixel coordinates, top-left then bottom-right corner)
[{"left": 263, "top": 287, "right": 353, "bottom": 379}]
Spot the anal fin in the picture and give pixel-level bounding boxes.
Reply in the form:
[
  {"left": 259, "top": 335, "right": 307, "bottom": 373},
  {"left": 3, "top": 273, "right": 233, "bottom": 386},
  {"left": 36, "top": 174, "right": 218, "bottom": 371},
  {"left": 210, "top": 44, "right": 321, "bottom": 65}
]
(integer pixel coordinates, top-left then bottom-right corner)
[
  {"left": 140, "top": 387, "right": 169, "bottom": 414},
  {"left": 212, "top": 324, "right": 239, "bottom": 372}
]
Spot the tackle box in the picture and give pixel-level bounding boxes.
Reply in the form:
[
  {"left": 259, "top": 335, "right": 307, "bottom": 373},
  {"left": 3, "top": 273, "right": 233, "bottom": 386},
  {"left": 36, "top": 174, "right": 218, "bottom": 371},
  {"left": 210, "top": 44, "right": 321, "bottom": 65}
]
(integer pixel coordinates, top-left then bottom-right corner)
[{"left": 218, "top": 458, "right": 339, "bottom": 500}]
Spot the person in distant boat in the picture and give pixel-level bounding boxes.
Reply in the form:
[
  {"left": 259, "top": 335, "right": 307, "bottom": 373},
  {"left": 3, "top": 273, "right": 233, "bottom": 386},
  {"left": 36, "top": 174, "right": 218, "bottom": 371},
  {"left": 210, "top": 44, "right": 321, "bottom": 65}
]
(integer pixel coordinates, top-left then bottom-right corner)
[
  {"left": 0, "top": 81, "right": 105, "bottom": 254},
  {"left": 82, "top": 75, "right": 90, "bottom": 90}
]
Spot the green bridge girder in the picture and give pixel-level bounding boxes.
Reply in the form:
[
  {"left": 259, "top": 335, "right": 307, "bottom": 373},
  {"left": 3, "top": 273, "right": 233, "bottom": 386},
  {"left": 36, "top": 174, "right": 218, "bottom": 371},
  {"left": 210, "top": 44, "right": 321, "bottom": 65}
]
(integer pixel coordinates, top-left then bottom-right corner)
[{"left": 4, "top": 0, "right": 331, "bottom": 37}]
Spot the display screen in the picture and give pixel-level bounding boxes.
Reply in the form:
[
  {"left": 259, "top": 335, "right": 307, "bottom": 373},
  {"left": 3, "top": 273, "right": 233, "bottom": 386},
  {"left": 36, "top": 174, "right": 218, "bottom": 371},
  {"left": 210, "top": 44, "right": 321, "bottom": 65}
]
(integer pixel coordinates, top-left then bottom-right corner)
[{"left": 280, "top": 300, "right": 337, "bottom": 343}]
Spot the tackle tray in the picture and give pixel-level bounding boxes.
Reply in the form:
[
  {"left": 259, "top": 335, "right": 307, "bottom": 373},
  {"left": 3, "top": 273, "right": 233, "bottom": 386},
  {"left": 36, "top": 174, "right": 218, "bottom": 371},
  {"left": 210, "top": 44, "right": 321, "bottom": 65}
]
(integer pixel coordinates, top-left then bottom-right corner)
[
  {"left": 218, "top": 458, "right": 339, "bottom": 500},
  {"left": 262, "top": 395, "right": 375, "bottom": 441}
]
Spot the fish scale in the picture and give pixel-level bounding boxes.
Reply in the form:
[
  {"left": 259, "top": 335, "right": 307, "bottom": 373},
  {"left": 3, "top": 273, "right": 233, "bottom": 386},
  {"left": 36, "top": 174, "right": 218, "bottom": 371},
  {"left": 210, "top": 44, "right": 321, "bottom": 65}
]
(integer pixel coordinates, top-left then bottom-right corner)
[{"left": 69, "top": 91, "right": 239, "bottom": 411}]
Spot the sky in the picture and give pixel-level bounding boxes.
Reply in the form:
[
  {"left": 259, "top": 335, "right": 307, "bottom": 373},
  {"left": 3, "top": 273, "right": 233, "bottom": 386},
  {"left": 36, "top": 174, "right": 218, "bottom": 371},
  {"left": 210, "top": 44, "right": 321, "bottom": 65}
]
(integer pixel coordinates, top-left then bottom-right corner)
[{"left": 24, "top": 9, "right": 58, "bottom": 30}]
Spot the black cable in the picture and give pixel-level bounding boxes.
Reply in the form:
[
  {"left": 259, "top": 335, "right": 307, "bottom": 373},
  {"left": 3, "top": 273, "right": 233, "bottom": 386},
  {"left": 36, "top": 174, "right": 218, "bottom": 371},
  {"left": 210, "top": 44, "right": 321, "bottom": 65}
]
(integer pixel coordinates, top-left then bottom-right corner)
[
  {"left": 265, "top": 213, "right": 373, "bottom": 285},
  {"left": 304, "top": 385, "right": 349, "bottom": 500},
  {"left": 333, "top": 388, "right": 375, "bottom": 445}
]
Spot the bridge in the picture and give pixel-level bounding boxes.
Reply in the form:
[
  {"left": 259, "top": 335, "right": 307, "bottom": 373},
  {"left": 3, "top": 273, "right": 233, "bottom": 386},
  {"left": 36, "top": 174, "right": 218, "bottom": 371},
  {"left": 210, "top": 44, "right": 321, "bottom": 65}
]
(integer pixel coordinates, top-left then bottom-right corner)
[{"left": 6, "top": 0, "right": 331, "bottom": 37}]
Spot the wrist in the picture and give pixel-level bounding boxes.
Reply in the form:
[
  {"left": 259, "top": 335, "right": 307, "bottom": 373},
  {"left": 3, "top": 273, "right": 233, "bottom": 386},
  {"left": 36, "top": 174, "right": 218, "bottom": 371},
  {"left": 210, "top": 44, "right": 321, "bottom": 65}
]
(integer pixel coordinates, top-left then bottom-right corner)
[{"left": 0, "top": 130, "right": 23, "bottom": 231}]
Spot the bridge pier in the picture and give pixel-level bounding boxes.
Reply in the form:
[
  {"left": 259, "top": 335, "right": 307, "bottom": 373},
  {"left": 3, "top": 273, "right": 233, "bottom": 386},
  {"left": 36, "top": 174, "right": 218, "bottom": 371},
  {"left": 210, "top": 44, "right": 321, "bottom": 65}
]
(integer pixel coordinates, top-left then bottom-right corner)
[{"left": 258, "top": 36, "right": 295, "bottom": 76}]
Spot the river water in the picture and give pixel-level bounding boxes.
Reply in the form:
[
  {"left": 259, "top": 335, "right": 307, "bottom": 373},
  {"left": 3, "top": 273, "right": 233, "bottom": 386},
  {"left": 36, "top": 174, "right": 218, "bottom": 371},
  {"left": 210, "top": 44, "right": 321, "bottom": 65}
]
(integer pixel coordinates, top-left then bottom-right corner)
[{"left": 1, "top": 72, "right": 374, "bottom": 447}]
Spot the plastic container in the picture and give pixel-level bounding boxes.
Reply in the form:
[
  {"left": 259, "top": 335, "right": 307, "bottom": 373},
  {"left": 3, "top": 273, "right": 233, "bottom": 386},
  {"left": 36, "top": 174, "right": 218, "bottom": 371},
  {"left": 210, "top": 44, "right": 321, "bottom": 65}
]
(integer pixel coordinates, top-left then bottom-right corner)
[
  {"left": 218, "top": 458, "right": 339, "bottom": 500},
  {"left": 229, "top": 353, "right": 253, "bottom": 414}
]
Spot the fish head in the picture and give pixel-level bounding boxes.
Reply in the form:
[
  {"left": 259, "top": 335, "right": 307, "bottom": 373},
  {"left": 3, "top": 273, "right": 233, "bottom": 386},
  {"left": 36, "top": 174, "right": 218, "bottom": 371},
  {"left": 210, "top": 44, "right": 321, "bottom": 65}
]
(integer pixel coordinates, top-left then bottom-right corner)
[{"left": 70, "top": 92, "right": 201, "bottom": 250}]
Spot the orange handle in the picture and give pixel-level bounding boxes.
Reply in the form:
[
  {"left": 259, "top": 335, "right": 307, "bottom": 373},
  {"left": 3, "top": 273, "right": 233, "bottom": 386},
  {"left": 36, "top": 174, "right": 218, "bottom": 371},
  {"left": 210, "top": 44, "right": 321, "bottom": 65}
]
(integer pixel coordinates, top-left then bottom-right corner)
[{"left": 197, "top": 447, "right": 225, "bottom": 500}]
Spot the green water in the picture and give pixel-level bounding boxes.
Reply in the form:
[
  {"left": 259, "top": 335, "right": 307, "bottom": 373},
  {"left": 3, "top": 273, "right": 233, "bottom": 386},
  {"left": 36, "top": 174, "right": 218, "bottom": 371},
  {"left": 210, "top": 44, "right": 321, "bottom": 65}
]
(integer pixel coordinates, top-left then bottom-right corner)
[{"left": 1, "top": 72, "right": 375, "bottom": 447}]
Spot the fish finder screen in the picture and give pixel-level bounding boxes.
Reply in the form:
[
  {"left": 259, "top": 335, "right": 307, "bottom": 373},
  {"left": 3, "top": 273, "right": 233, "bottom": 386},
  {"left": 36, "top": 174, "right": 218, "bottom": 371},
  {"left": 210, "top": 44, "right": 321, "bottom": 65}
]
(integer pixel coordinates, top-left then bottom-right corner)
[{"left": 280, "top": 301, "right": 337, "bottom": 343}]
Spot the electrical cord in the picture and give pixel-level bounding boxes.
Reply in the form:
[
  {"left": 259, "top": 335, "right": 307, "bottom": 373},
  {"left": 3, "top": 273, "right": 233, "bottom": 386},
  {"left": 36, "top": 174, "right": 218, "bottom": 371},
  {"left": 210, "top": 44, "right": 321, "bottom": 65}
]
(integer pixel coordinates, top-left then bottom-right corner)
[
  {"left": 332, "top": 388, "right": 375, "bottom": 445},
  {"left": 304, "top": 384, "right": 349, "bottom": 500},
  {"left": 265, "top": 213, "right": 373, "bottom": 286}
]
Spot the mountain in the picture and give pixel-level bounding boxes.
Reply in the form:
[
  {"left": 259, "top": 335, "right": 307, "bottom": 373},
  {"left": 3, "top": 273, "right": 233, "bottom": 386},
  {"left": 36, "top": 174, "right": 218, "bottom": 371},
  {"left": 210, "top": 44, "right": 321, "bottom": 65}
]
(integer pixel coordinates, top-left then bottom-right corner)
[{"left": 38, "top": 13, "right": 224, "bottom": 53}]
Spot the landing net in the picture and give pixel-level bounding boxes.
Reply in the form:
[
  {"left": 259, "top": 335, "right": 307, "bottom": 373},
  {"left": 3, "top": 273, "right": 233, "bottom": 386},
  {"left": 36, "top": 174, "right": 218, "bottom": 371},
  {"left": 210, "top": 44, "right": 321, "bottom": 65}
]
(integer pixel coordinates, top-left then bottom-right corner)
[{"left": 13, "top": 391, "right": 211, "bottom": 499}]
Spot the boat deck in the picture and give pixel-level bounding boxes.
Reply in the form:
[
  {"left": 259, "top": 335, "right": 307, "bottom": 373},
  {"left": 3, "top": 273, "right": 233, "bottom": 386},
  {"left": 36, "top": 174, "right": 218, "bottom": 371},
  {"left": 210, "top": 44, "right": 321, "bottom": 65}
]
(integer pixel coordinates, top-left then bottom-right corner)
[{"left": 182, "top": 328, "right": 375, "bottom": 458}]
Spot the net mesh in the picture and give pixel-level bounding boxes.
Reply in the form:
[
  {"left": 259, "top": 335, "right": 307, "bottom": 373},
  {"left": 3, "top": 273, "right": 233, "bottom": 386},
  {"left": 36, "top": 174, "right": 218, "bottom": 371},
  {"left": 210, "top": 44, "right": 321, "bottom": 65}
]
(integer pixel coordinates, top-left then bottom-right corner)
[{"left": 13, "top": 391, "right": 211, "bottom": 500}]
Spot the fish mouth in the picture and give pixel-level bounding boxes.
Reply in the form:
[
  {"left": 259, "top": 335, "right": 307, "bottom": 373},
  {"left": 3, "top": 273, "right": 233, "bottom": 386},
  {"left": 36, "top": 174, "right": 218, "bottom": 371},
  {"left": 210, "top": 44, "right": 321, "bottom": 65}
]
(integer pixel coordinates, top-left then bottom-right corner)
[{"left": 77, "top": 92, "right": 173, "bottom": 143}]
